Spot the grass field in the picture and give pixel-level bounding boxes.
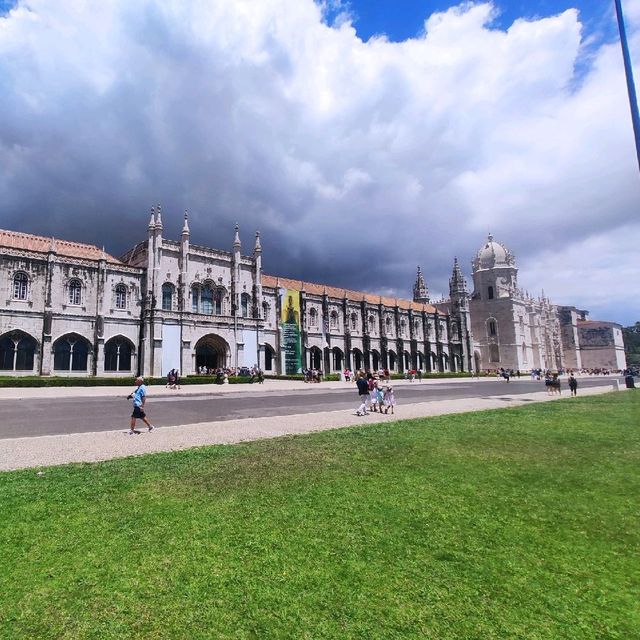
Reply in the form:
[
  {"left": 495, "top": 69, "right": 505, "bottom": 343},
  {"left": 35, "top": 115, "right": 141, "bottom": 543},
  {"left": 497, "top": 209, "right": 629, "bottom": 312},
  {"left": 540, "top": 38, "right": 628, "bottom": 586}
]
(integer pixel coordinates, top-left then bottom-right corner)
[{"left": 0, "top": 392, "right": 638, "bottom": 639}]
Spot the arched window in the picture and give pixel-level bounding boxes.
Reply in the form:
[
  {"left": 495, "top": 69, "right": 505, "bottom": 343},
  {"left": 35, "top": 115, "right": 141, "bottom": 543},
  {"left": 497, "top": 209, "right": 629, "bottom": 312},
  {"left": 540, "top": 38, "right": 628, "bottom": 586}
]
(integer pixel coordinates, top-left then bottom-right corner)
[
  {"left": 488, "top": 286, "right": 494, "bottom": 300},
  {"left": 115, "top": 284, "right": 127, "bottom": 310},
  {"left": 332, "top": 347, "right": 343, "bottom": 370},
  {"left": 451, "top": 322, "right": 458, "bottom": 338},
  {"left": 241, "top": 293, "right": 251, "bottom": 318},
  {"left": 162, "top": 283, "right": 174, "bottom": 311},
  {"left": 0, "top": 331, "right": 37, "bottom": 371},
  {"left": 214, "top": 289, "right": 224, "bottom": 315},
  {"left": 487, "top": 319, "right": 497, "bottom": 337},
  {"left": 368, "top": 315, "right": 375, "bottom": 332},
  {"left": 400, "top": 319, "right": 406, "bottom": 336},
  {"left": 104, "top": 337, "right": 133, "bottom": 371},
  {"left": 385, "top": 316, "right": 392, "bottom": 333},
  {"left": 191, "top": 286, "right": 200, "bottom": 313},
  {"left": 262, "top": 301, "right": 270, "bottom": 321},
  {"left": 330, "top": 310, "right": 338, "bottom": 329},
  {"left": 350, "top": 313, "right": 357, "bottom": 330},
  {"left": 68, "top": 279, "right": 82, "bottom": 306},
  {"left": 53, "top": 334, "right": 90, "bottom": 371},
  {"left": 414, "top": 319, "right": 420, "bottom": 334},
  {"left": 201, "top": 286, "right": 213, "bottom": 315},
  {"left": 13, "top": 272, "right": 28, "bottom": 300},
  {"left": 309, "top": 307, "right": 318, "bottom": 327}
]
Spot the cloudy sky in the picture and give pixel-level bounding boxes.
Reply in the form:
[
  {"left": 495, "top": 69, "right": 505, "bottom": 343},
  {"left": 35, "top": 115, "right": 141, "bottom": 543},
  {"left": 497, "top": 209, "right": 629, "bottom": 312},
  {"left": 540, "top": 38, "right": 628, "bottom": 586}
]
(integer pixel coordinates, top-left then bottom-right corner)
[{"left": 1, "top": 0, "right": 639, "bottom": 325}]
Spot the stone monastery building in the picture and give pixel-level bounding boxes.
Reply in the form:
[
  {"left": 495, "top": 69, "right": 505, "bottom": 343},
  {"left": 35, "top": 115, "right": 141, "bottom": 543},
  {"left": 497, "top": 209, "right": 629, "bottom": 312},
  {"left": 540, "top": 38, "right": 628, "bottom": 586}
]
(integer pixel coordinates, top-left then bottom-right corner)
[
  {"left": 0, "top": 210, "right": 625, "bottom": 377},
  {"left": 466, "top": 235, "right": 625, "bottom": 373}
]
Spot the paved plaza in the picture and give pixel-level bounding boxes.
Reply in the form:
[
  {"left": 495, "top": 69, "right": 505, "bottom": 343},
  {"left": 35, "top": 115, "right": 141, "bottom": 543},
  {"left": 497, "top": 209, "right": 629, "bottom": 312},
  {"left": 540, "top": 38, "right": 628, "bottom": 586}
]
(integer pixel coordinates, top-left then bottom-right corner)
[{"left": 0, "top": 376, "right": 623, "bottom": 472}]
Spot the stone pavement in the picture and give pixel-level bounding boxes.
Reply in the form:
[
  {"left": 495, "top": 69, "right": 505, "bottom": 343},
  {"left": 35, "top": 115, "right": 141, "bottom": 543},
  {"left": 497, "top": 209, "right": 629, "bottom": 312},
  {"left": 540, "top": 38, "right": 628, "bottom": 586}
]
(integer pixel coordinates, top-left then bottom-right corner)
[{"left": 0, "top": 377, "right": 622, "bottom": 472}]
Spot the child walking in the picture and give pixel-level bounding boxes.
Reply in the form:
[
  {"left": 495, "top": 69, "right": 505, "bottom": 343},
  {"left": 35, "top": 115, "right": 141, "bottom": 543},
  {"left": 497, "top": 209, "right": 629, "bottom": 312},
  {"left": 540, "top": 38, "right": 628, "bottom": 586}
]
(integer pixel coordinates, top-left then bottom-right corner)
[
  {"left": 383, "top": 386, "right": 395, "bottom": 414},
  {"left": 369, "top": 378, "right": 381, "bottom": 413}
]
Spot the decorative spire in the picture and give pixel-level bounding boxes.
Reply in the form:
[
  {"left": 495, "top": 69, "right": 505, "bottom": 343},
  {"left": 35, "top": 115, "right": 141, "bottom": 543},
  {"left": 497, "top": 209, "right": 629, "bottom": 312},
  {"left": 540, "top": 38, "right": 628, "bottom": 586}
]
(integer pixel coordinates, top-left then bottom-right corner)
[
  {"left": 254, "top": 230, "right": 262, "bottom": 253},
  {"left": 49, "top": 236, "right": 56, "bottom": 253},
  {"left": 233, "top": 223, "right": 241, "bottom": 248},
  {"left": 452, "top": 257, "right": 461, "bottom": 277},
  {"left": 148, "top": 206, "right": 156, "bottom": 230},
  {"left": 413, "top": 265, "right": 429, "bottom": 303},
  {"left": 448, "top": 257, "right": 469, "bottom": 303},
  {"left": 101, "top": 245, "right": 107, "bottom": 261},
  {"left": 182, "top": 210, "right": 190, "bottom": 235},
  {"left": 155, "top": 204, "right": 163, "bottom": 229}
]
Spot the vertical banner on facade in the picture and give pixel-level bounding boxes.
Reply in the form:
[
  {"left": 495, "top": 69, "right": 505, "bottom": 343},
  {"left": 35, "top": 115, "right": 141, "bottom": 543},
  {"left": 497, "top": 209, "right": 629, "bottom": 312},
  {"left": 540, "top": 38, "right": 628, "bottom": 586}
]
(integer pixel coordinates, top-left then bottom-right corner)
[
  {"left": 162, "top": 323, "right": 181, "bottom": 376},
  {"left": 280, "top": 288, "right": 302, "bottom": 374}
]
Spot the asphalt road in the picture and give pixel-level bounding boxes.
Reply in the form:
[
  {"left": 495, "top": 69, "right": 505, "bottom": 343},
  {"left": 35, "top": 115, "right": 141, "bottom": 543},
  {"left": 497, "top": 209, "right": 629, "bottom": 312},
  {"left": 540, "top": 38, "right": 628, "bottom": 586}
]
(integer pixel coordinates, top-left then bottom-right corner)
[{"left": 0, "top": 377, "right": 620, "bottom": 439}]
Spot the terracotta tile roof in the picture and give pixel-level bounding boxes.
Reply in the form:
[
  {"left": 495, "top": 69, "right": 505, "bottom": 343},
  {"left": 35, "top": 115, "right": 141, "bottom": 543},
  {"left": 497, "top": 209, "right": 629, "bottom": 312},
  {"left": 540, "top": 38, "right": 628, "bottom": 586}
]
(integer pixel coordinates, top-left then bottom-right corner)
[
  {"left": 261, "top": 274, "right": 436, "bottom": 313},
  {"left": 578, "top": 319, "right": 620, "bottom": 328},
  {"left": 0, "top": 229, "right": 122, "bottom": 264}
]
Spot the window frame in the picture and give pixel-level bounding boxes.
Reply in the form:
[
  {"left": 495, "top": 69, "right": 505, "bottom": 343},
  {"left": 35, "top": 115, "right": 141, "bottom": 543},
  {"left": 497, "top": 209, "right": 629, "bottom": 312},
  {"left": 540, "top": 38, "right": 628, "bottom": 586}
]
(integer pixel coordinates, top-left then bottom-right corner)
[
  {"left": 13, "top": 272, "right": 29, "bottom": 300},
  {"left": 115, "top": 284, "right": 127, "bottom": 310},
  {"left": 241, "top": 292, "right": 251, "bottom": 318},
  {"left": 68, "top": 279, "right": 82, "bottom": 306},
  {"left": 162, "top": 283, "right": 174, "bottom": 311}
]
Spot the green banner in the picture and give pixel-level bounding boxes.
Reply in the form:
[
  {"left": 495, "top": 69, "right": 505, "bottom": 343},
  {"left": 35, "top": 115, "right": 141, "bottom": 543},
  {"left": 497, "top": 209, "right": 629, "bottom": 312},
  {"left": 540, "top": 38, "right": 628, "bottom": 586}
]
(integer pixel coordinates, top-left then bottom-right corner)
[{"left": 280, "top": 289, "right": 302, "bottom": 374}]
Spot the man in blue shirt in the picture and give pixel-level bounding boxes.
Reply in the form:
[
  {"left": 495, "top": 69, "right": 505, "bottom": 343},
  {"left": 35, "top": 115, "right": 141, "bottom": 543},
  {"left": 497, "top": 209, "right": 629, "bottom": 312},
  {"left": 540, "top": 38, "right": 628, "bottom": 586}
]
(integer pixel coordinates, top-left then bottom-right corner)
[{"left": 127, "top": 376, "right": 155, "bottom": 435}]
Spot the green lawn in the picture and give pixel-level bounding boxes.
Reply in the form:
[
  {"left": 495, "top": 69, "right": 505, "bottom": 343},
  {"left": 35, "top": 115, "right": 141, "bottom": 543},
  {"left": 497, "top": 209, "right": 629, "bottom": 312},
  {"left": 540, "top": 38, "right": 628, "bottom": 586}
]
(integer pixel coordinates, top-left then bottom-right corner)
[{"left": 1, "top": 393, "right": 638, "bottom": 639}]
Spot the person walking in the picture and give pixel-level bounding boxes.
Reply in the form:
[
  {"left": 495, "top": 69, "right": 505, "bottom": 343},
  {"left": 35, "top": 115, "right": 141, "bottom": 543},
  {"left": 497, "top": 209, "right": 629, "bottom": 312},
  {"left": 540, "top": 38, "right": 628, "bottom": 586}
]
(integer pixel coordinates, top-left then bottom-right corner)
[
  {"left": 355, "top": 374, "right": 370, "bottom": 416},
  {"left": 382, "top": 385, "right": 396, "bottom": 414},
  {"left": 369, "top": 377, "right": 381, "bottom": 412},
  {"left": 568, "top": 374, "right": 578, "bottom": 396},
  {"left": 127, "top": 376, "right": 155, "bottom": 434}
]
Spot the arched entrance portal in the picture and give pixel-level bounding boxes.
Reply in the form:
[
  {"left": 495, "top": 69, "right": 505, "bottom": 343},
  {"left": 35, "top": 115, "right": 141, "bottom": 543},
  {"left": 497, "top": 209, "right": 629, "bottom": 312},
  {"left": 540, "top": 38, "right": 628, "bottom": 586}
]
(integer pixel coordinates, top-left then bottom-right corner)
[
  {"left": 195, "top": 334, "right": 230, "bottom": 372},
  {"left": 264, "top": 344, "right": 276, "bottom": 372}
]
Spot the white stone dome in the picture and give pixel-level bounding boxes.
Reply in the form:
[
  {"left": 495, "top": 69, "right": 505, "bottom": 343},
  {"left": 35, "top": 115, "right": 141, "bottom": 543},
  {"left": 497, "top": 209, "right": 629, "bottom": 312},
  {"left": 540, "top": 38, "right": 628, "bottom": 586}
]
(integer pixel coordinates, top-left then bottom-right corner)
[{"left": 473, "top": 234, "right": 515, "bottom": 270}]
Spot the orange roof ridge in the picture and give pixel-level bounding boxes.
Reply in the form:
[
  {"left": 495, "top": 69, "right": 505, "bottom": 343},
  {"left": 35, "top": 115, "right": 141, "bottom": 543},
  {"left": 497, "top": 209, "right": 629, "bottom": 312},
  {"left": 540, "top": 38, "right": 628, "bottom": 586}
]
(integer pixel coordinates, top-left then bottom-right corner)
[
  {"left": 0, "top": 228, "right": 122, "bottom": 263},
  {"left": 262, "top": 273, "right": 436, "bottom": 313}
]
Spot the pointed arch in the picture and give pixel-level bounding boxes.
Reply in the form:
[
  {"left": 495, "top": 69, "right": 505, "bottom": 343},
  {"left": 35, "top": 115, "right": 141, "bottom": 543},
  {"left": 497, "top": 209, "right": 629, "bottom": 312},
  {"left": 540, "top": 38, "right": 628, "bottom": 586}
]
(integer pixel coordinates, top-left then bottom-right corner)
[
  {"left": 104, "top": 336, "right": 135, "bottom": 372},
  {"left": 0, "top": 330, "right": 38, "bottom": 371},
  {"left": 53, "top": 333, "right": 91, "bottom": 371}
]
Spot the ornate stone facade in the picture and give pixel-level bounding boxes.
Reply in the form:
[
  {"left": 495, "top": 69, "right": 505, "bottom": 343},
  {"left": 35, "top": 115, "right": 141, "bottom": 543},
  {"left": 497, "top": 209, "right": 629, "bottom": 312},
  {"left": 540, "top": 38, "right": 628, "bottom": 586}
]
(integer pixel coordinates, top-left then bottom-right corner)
[
  {"left": 0, "top": 212, "right": 472, "bottom": 377},
  {"left": 0, "top": 221, "right": 623, "bottom": 377},
  {"left": 0, "top": 230, "right": 142, "bottom": 376},
  {"left": 465, "top": 235, "right": 626, "bottom": 372}
]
